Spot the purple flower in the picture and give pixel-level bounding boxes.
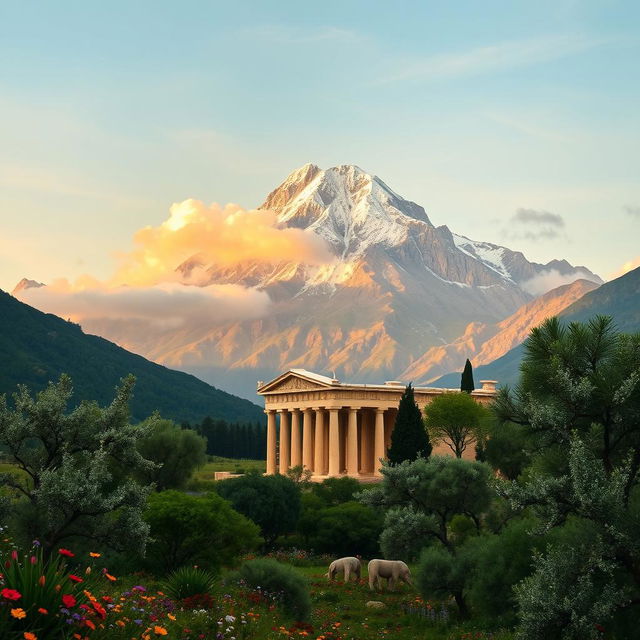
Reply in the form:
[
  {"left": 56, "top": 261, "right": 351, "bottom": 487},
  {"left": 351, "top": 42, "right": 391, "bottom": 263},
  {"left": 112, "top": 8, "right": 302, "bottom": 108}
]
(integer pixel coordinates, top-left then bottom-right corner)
[{"left": 134, "top": 619, "right": 143, "bottom": 625}]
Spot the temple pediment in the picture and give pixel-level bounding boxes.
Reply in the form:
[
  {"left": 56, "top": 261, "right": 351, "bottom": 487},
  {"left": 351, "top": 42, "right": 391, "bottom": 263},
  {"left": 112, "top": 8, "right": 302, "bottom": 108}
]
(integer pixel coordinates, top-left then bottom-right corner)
[{"left": 257, "top": 369, "right": 339, "bottom": 394}]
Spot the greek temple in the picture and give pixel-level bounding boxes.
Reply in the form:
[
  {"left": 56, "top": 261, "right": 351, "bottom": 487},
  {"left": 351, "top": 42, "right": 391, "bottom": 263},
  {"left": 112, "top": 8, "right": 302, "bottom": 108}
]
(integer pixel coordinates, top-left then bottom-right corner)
[{"left": 257, "top": 369, "right": 497, "bottom": 481}]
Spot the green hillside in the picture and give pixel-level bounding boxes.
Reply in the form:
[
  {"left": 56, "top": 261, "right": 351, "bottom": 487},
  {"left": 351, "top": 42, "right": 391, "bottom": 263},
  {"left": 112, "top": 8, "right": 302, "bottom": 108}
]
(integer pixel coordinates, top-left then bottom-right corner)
[
  {"left": 432, "top": 266, "right": 640, "bottom": 388},
  {"left": 0, "top": 290, "right": 264, "bottom": 423}
]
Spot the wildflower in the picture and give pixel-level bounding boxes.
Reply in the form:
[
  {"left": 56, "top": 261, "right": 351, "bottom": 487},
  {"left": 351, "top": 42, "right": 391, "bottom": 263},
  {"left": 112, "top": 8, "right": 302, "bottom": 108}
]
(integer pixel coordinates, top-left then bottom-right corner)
[
  {"left": 89, "top": 552, "right": 101, "bottom": 558},
  {"left": 84, "top": 620, "right": 96, "bottom": 630},
  {"left": 24, "top": 633, "right": 37, "bottom": 640},
  {"left": 1, "top": 588, "right": 22, "bottom": 600},
  {"left": 62, "top": 594, "right": 77, "bottom": 608},
  {"left": 69, "top": 574, "right": 83, "bottom": 583},
  {"left": 38, "top": 608, "right": 48, "bottom": 614},
  {"left": 167, "top": 613, "right": 176, "bottom": 621},
  {"left": 11, "top": 550, "right": 18, "bottom": 560},
  {"left": 58, "top": 548, "right": 75, "bottom": 558},
  {"left": 38, "top": 575, "right": 46, "bottom": 587},
  {"left": 11, "top": 608, "right": 27, "bottom": 619},
  {"left": 104, "top": 572, "right": 117, "bottom": 582},
  {"left": 30, "top": 556, "right": 37, "bottom": 564},
  {"left": 153, "top": 626, "right": 168, "bottom": 636}
]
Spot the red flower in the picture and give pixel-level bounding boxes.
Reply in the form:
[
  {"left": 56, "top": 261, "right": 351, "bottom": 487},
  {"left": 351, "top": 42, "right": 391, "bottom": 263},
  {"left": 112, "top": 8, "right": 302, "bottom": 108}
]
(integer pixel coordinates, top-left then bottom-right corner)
[
  {"left": 58, "top": 548, "right": 75, "bottom": 558},
  {"left": 68, "top": 574, "right": 83, "bottom": 583},
  {"left": 62, "top": 594, "right": 77, "bottom": 608},
  {"left": 1, "top": 588, "right": 22, "bottom": 600},
  {"left": 91, "top": 601, "right": 106, "bottom": 619}
]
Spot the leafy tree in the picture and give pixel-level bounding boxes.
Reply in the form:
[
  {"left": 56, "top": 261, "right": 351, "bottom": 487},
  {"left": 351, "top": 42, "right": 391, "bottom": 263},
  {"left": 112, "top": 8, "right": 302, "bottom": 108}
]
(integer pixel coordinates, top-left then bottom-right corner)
[
  {"left": 0, "top": 374, "right": 154, "bottom": 555},
  {"left": 310, "top": 476, "right": 362, "bottom": 505},
  {"left": 494, "top": 316, "right": 640, "bottom": 638},
  {"left": 286, "top": 464, "right": 313, "bottom": 486},
  {"left": 483, "top": 419, "right": 531, "bottom": 480},
  {"left": 461, "top": 358, "right": 475, "bottom": 393},
  {"left": 144, "top": 490, "right": 260, "bottom": 573},
  {"left": 424, "top": 392, "right": 488, "bottom": 458},
  {"left": 387, "top": 384, "right": 432, "bottom": 464},
  {"left": 136, "top": 418, "right": 207, "bottom": 490},
  {"left": 215, "top": 471, "right": 301, "bottom": 548},
  {"left": 360, "top": 456, "right": 493, "bottom": 617}
]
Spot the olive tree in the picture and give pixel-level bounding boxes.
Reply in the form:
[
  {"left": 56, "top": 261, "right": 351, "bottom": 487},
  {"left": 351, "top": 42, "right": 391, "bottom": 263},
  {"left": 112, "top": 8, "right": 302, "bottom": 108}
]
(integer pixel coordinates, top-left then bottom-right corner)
[{"left": 0, "top": 374, "right": 155, "bottom": 555}]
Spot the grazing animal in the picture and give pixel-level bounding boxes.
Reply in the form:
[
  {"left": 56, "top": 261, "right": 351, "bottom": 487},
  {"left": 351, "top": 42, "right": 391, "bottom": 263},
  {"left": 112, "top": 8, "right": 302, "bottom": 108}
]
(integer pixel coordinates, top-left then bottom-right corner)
[
  {"left": 325, "top": 556, "right": 361, "bottom": 582},
  {"left": 367, "top": 559, "right": 412, "bottom": 591}
]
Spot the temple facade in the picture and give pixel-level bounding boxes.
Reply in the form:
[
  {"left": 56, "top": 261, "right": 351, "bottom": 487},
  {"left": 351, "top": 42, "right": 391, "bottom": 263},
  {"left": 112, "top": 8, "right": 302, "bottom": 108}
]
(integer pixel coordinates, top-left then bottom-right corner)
[{"left": 257, "top": 369, "right": 497, "bottom": 482}]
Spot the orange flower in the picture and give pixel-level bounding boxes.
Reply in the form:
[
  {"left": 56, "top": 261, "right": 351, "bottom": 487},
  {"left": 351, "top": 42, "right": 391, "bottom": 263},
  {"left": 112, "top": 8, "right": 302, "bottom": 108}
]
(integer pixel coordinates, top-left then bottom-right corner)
[
  {"left": 38, "top": 607, "right": 48, "bottom": 614},
  {"left": 116, "top": 620, "right": 125, "bottom": 627},
  {"left": 24, "top": 633, "right": 37, "bottom": 640},
  {"left": 167, "top": 613, "right": 176, "bottom": 621},
  {"left": 38, "top": 575, "right": 46, "bottom": 587},
  {"left": 84, "top": 620, "right": 96, "bottom": 630},
  {"left": 89, "top": 552, "right": 101, "bottom": 558},
  {"left": 104, "top": 572, "right": 117, "bottom": 582},
  {"left": 153, "top": 626, "right": 168, "bottom": 636},
  {"left": 11, "top": 608, "right": 27, "bottom": 619}
]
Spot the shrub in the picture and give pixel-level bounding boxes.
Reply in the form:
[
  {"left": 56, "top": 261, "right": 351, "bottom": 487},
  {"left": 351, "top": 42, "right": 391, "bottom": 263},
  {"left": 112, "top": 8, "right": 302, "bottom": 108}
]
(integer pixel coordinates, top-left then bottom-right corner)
[
  {"left": 144, "top": 490, "right": 261, "bottom": 573},
  {"left": 163, "top": 566, "right": 216, "bottom": 601},
  {"left": 233, "top": 558, "right": 311, "bottom": 621}
]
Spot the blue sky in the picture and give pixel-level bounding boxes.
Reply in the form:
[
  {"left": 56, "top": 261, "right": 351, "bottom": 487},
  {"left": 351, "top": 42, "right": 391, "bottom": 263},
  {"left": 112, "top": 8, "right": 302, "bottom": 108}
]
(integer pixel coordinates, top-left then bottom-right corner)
[{"left": 1, "top": 0, "right": 639, "bottom": 290}]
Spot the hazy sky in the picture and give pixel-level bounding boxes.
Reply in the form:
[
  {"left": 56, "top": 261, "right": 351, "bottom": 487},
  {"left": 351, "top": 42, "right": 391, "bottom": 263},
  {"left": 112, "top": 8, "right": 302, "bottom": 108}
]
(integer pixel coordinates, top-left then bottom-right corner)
[{"left": 1, "top": 0, "right": 639, "bottom": 291}]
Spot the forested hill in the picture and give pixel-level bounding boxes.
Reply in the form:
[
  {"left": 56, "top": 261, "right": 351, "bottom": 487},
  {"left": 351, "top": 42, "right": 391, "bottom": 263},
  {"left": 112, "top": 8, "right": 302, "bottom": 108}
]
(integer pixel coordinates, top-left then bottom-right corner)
[
  {"left": 431, "top": 265, "right": 640, "bottom": 388},
  {"left": 0, "top": 290, "right": 264, "bottom": 423}
]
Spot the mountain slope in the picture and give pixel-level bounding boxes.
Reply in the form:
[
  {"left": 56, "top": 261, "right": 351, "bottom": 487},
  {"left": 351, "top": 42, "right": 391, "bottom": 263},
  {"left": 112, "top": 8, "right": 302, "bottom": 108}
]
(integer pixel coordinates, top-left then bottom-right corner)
[
  {"left": 403, "top": 278, "right": 600, "bottom": 383},
  {"left": 0, "top": 290, "right": 264, "bottom": 423},
  {"left": 431, "top": 266, "right": 640, "bottom": 388}
]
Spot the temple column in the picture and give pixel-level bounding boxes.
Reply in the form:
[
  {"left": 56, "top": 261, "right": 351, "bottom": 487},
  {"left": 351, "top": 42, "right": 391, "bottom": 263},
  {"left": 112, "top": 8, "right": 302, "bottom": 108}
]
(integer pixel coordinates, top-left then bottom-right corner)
[
  {"left": 290, "top": 409, "right": 302, "bottom": 468},
  {"left": 266, "top": 409, "right": 277, "bottom": 475},
  {"left": 278, "top": 410, "right": 290, "bottom": 474},
  {"left": 361, "top": 410, "right": 373, "bottom": 473},
  {"left": 313, "top": 408, "right": 326, "bottom": 475},
  {"left": 302, "top": 409, "right": 314, "bottom": 471},
  {"left": 374, "top": 408, "right": 386, "bottom": 476},
  {"left": 347, "top": 407, "right": 359, "bottom": 476},
  {"left": 328, "top": 407, "right": 341, "bottom": 476}
]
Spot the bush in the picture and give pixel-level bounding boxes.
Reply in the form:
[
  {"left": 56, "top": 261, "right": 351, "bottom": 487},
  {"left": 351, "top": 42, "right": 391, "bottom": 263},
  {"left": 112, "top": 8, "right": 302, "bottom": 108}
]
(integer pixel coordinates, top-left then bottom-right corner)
[
  {"left": 163, "top": 566, "right": 216, "bottom": 601},
  {"left": 216, "top": 472, "right": 301, "bottom": 547},
  {"left": 144, "top": 490, "right": 261, "bottom": 573},
  {"left": 233, "top": 558, "right": 311, "bottom": 621},
  {"left": 311, "top": 476, "right": 362, "bottom": 505}
]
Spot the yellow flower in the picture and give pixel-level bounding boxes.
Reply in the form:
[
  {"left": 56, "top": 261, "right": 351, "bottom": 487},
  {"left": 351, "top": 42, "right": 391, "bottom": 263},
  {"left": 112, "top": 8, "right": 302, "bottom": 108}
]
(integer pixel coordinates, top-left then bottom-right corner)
[{"left": 11, "top": 608, "right": 27, "bottom": 619}]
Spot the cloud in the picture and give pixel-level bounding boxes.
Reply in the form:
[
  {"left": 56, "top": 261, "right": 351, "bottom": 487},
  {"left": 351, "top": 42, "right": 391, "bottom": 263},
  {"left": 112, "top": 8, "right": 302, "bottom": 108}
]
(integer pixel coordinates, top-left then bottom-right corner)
[
  {"left": 111, "top": 199, "right": 333, "bottom": 287},
  {"left": 520, "top": 269, "right": 600, "bottom": 296},
  {"left": 18, "top": 280, "right": 271, "bottom": 329},
  {"left": 609, "top": 257, "right": 640, "bottom": 280},
  {"left": 623, "top": 204, "right": 640, "bottom": 218},
  {"left": 501, "top": 207, "right": 567, "bottom": 242},
  {"left": 376, "top": 33, "right": 607, "bottom": 84}
]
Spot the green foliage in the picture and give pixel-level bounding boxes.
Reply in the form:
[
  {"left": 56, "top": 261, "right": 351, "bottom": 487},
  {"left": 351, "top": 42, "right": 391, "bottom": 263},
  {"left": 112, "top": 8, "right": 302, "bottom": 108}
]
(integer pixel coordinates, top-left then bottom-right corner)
[
  {"left": 233, "top": 558, "right": 311, "bottom": 621},
  {"left": 304, "top": 501, "right": 382, "bottom": 558},
  {"left": 193, "top": 417, "right": 267, "bottom": 459},
  {"left": 461, "top": 358, "right": 475, "bottom": 393},
  {"left": 310, "top": 476, "right": 362, "bottom": 505},
  {"left": 494, "top": 316, "right": 640, "bottom": 636},
  {"left": 387, "top": 384, "right": 432, "bottom": 464},
  {"left": 483, "top": 420, "right": 530, "bottom": 480},
  {"left": 216, "top": 472, "right": 301, "bottom": 547},
  {"left": 0, "top": 375, "right": 154, "bottom": 555},
  {"left": 0, "top": 289, "right": 264, "bottom": 423},
  {"left": 163, "top": 566, "right": 216, "bottom": 600},
  {"left": 144, "top": 490, "right": 260, "bottom": 573},
  {"left": 424, "top": 392, "right": 488, "bottom": 458},
  {"left": 136, "top": 418, "right": 207, "bottom": 490}
]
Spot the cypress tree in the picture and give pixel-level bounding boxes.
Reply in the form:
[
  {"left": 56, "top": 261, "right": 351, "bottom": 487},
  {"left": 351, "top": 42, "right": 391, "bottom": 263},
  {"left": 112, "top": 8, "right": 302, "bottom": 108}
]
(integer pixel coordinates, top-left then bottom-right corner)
[
  {"left": 461, "top": 358, "right": 475, "bottom": 393},
  {"left": 387, "top": 384, "right": 432, "bottom": 464}
]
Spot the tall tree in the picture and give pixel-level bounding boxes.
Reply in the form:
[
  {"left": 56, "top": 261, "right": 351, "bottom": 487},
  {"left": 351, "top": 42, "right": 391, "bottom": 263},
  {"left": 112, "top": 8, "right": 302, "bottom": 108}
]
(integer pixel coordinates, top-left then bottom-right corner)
[
  {"left": 494, "top": 316, "right": 640, "bottom": 639},
  {"left": 0, "top": 374, "right": 155, "bottom": 555},
  {"left": 424, "top": 393, "right": 488, "bottom": 458},
  {"left": 461, "top": 358, "right": 475, "bottom": 393},
  {"left": 387, "top": 384, "right": 432, "bottom": 464}
]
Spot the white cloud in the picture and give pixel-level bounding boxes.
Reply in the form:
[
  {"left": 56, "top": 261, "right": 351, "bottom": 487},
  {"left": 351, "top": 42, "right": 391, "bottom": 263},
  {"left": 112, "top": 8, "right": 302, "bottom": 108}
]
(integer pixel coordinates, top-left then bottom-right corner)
[{"left": 520, "top": 269, "right": 600, "bottom": 296}]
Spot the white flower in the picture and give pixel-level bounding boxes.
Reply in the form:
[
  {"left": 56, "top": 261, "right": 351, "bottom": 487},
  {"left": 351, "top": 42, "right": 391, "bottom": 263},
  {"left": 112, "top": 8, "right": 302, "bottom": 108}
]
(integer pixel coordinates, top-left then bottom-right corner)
[{"left": 225, "top": 615, "right": 236, "bottom": 623}]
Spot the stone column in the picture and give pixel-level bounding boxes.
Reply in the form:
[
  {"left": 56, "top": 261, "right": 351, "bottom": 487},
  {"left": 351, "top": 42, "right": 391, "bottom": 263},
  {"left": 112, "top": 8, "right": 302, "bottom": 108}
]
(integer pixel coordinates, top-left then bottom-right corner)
[
  {"left": 347, "top": 407, "right": 359, "bottom": 476},
  {"left": 313, "top": 408, "right": 326, "bottom": 475},
  {"left": 290, "top": 409, "right": 302, "bottom": 468},
  {"left": 278, "top": 410, "right": 290, "bottom": 474},
  {"left": 302, "top": 409, "right": 314, "bottom": 471},
  {"left": 266, "top": 409, "right": 277, "bottom": 475},
  {"left": 328, "top": 408, "right": 341, "bottom": 476},
  {"left": 374, "top": 408, "right": 386, "bottom": 476}
]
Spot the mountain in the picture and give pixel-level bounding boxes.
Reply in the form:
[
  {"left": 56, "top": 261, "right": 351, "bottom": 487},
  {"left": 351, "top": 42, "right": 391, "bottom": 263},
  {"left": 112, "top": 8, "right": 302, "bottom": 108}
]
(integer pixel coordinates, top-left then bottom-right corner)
[
  {"left": 403, "top": 278, "right": 600, "bottom": 384},
  {"left": 431, "top": 266, "right": 640, "bottom": 388},
  {"left": 14, "top": 164, "right": 602, "bottom": 400},
  {"left": 0, "top": 289, "right": 264, "bottom": 423}
]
